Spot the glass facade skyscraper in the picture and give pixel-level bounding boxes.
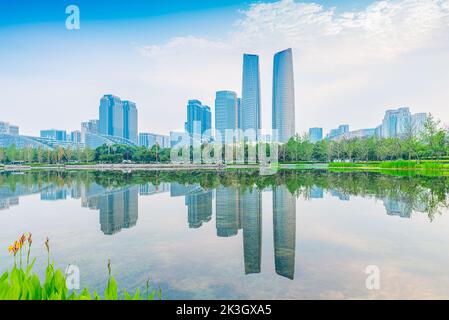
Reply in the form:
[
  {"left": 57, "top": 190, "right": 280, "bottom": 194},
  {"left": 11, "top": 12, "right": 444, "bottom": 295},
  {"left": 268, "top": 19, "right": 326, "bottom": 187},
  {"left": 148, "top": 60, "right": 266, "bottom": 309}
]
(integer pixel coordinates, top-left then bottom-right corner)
[
  {"left": 40, "top": 129, "right": 67, "bottom": 141},
  {"left": 123, "top": 100, "right": 138, "bottom": 144},
  {"left": 308, "top": 127, "right": 323, "bottom": 143},
  {"left": 242, "top": 54, "right": 261, "bottom": 141},
  {"left": 272, "top": 48, "right": 296, "bottom": 143},
  {"left": 99, "top": 94, "right": 123, "bottom": 137},
  {"left": 215, "top": 91, "right": 239, "bottom": 144},
  {"left": 185, "top": 100, "right": 211, "bottom": 142},
  {"left": 139, "top": 132, "right": 170, "bottom": 149},
  {"left": 99, "top": 95, "right": 138, "bottom": 143}
]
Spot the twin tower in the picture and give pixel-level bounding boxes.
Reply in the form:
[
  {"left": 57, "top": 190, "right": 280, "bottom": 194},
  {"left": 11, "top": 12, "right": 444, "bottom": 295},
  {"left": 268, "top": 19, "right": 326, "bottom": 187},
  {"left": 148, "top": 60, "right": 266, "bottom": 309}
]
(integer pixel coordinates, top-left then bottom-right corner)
[{"left": 242, "top": 48, "right": 296, "bottom": 143}]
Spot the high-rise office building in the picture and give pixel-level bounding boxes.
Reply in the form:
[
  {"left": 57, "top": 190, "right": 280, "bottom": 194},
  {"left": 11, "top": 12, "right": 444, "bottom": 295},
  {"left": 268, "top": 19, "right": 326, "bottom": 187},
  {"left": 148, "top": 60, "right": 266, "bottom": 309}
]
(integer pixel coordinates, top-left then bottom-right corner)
[
  {"left": 381, "top": 107, "right": 411, "bottom": 138},
  {"left": 272, "top": 48, "right": 296, "bottom": 143},
  {"left": 185, "top": 100, "right": 211, "bottom": 142},
  {"left": 327, "top": 124, "right": 349, "bottom": 140},
  {"left": 139, "top": 132, "right": 170, "bottom": 149},
  {"left": 412, "top": 112, "right": 427, "bottom": 134},
  {"left": 70, "top": 130, "right": 81, "bottom": 143},
  {"left": 99, "top": 94, "right": 123, "bottom": 137},
  {"left": 40, "top": 129, "right": 67, "bottom": 141},
  {"left": 377, "top": 108, "right": 427, "bottom": 138},
  {"left": 99, "top": 95, "right": 138, "bottom": 143},
  {"left": 237, "top": 98, "right": 242, "bottom": 130},
  {"left": 81, "top": 119, "right": 99, "bottom": 134},
  {"left": 123, "top": 100, "right": 138, "bottom": 144},
  {"left": 242, "top": 54, "right": 261, "bottom": 141},
  {"left": 215, "top": 91, "right": 239, "bottom": 144},
  {"left": 308, "top": 127, "right": 323, "bottom": 143},
  {"left": 0, "top": 121, "right": 19, "bottom": 135}
]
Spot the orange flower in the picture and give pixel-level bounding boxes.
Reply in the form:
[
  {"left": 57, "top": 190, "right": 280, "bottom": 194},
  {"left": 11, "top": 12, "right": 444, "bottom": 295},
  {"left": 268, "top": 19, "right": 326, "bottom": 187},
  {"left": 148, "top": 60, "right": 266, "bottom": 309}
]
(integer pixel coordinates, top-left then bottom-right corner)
[
  {"left": 14, "top": 240, "right": 21, "bottom": 251},
  {"left": 27, "top": 233, "right": 33, "bottom": 245},
  {"left": 8, "top": 245, "right": 15, "bottom": 254},
  {"left": 19, "top": 234, "right": 26, "bottom": 246}
]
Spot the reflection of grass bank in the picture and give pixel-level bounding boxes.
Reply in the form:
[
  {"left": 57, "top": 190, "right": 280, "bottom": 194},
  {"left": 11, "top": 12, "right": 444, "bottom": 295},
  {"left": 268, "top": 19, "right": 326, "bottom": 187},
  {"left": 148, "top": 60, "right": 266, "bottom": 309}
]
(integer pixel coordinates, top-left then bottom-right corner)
[{"left": 327, "top": 160, "right": 449, "bottom": 176}]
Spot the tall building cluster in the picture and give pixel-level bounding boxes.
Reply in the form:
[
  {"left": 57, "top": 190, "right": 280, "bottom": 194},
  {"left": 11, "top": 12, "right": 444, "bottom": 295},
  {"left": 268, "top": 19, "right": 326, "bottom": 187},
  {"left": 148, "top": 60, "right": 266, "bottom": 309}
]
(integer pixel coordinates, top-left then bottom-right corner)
[
  {"left": 0, "top": 47, "right": 436, "bottom": 152},
  {"left": 308, "top": 107, "right": 428, "bottom": 143},
  {"left": 173, "top": 48, "right": 296, "bottom": 147}
]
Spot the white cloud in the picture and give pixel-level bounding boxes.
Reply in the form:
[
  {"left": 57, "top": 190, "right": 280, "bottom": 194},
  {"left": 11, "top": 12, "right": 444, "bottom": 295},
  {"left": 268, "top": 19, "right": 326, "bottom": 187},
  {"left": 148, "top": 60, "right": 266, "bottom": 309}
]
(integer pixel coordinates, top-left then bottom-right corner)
[
  {"left": 136, "top": 0, "right": 449, "bottom": 133},
  {"left": 1, "top": 0, "right": 448, "bottom": 136}
]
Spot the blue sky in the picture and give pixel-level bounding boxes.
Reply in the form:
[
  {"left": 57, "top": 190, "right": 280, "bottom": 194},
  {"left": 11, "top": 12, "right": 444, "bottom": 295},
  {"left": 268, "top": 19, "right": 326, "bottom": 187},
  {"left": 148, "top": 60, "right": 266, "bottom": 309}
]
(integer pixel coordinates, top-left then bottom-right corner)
[
  {"left": 1, "top": 0, "right": 448, "bottom": 136},
  {"left": 0, "top": 0, "right": 374, "bottom": 26}
]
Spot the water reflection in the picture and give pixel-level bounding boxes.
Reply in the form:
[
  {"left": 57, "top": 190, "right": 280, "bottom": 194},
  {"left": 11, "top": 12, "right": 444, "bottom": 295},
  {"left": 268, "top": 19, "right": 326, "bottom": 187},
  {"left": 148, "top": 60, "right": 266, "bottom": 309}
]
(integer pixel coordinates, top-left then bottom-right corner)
[
  {"left": 1, "top": 170, "right": 449, "bottom": 284},
  {"left": 273, "top": 186, "right": 296, "bottom": 280},
  {"left": 241, "top": 187, "right": 262, "bottom": 275}
]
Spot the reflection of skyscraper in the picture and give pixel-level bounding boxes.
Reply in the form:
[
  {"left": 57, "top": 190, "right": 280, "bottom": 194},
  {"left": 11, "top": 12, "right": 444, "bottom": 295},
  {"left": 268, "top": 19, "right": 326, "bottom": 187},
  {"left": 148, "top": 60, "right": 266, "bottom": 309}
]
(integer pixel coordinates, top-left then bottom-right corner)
[
  {"left": 272, "top": 48, "right": 296, "bottom": 143},
  {"left": 40, "top": 185, "right": 67, "bottom": 201},
  {"left": 309, "top": 186, "right": 324, "bottom": 199},
  {"left": 242, "top": 187, "right": 262, "bottom": 274},
  {"left": 330, "top": 189, "right": 350, "bottom": 201},
  {"left": 124, "top": 186, "right": 138, "bottom": 228},
  {"left": 273, "top": 186, "right": 296, "bottom": 280},
  {"left": 139, "top": 183, "right": 169, "bottom": 196},
  {"left": 383, "top": 197, "right": 412, "bottom": 218},
  {"left": 98, "top": 186, "right": 139, "bottom": 235},
  {"left": 216, "top": 186, "right": 240, "bottom": 237},
  {"left": 186, "top": 191, "right": 213, "bottom": 228}
]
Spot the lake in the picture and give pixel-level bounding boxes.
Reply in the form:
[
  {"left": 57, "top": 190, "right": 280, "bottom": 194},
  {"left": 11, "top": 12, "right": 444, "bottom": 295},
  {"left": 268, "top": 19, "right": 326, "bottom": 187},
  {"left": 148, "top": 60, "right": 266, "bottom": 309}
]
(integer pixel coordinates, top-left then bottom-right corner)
[{"left": 1, "top": 169, "right": 449, "bottom": 299}]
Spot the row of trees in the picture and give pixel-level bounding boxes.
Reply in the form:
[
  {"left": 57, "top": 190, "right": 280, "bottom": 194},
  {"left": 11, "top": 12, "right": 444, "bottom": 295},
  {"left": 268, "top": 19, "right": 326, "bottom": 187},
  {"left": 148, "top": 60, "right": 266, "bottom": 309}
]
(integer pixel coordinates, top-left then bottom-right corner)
[
  {"left": 1, "top": 115, "right": 448, "bottom": 165},
  {"left": 0, "top": 143, "right": 171, "bottom": 165},
  {"left": 281, "top": 114, "right": 449, "bottom": 162}
]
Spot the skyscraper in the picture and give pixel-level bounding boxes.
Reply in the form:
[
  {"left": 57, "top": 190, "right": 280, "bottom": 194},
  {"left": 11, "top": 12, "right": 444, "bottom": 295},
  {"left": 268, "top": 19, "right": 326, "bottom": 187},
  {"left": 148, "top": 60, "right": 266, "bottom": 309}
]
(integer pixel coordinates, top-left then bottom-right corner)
[
  {"left": 308, "top": 127, "right": 323, "bottom": 143},
  {"left": 70, "top": 130, "right": 81, "bottom": 143},
  {"left": 0, "top": 121, "right": 19, "bottom": 135},
  {"left": 215, "top": 91, "right": 239, "bottom": 144},
  {"left": 185, "top": 100, "right": 211, "bottom": 141},
  {"left": 123, "top": 100, "right": 138, "bottom": 144},
  {"left": 40, "top": 129, "right": 67, "bottom": 141},
  {"left": 272, "top": 48, "right": 296, "bottom": 143},
  {"left": 99, "top": 94, "right": 124, "bottom": 137},
  {"left": 139, "top": 132, "right": 170, "bottom": 149},
  {"left": 242, "top": 54, "right": 261, "bottom": 141},
  {"left": 99, "top": 95, "right": 138, "bottom": 143}
]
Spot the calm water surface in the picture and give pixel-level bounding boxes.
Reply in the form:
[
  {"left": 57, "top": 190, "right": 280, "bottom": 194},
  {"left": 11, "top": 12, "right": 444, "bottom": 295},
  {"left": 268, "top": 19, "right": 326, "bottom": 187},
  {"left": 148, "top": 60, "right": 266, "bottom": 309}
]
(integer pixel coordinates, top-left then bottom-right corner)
[{"left": 1, "top": 170, "right": 449, "bottom": 299}]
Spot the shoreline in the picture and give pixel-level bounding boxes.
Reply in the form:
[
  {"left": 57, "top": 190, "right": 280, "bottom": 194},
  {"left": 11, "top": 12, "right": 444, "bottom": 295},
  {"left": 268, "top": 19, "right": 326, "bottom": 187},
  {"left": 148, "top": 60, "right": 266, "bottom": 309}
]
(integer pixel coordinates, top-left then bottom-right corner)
[{"left": 1, "top": 162, "right": 449, "bottom": 174}]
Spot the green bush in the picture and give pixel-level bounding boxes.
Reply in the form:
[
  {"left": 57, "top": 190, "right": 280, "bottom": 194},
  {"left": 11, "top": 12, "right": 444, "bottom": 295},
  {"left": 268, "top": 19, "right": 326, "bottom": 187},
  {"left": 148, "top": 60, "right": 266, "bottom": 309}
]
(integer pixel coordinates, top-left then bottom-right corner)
[{"left": 0, "top": 233, "right": 161, "bottom": 300}]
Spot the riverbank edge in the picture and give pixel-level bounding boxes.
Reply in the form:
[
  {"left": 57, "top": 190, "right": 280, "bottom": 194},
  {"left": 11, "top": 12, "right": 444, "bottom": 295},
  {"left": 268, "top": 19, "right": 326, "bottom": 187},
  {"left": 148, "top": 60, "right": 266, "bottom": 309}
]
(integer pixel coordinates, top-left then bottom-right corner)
[{"left": 1, "top": 161, "right": 449, "bottom": 174}]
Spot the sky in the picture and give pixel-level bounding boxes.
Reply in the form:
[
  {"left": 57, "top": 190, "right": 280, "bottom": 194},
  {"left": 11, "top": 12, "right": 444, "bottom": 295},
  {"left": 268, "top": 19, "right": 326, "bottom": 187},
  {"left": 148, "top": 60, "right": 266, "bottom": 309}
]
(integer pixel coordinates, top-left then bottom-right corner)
[{"left": 0, "top": 0, "right": 448, "bottom": 137}]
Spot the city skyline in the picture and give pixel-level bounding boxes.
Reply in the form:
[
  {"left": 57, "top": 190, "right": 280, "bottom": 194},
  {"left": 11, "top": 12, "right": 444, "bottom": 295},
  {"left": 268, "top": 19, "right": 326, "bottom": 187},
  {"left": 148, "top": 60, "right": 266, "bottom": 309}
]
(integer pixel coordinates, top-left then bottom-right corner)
[{"left": 1, "top": 0, "right": 448, "bottom": 138}]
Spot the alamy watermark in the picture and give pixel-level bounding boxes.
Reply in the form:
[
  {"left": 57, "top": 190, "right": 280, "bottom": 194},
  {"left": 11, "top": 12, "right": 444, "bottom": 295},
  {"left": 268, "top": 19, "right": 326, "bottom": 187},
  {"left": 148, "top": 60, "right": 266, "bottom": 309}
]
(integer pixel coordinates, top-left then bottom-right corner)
[
  {"left": 365, "top": 265, "right": 380, "bottom": 290},
  {"left": 65, "top": 5, "right": 80, "bottom": 30},
  {"left": 170, "top": 123, "right": 280, "bottom": 175},
  {"left": 65, "top": 264, "right": 80, "bottom": 290}
]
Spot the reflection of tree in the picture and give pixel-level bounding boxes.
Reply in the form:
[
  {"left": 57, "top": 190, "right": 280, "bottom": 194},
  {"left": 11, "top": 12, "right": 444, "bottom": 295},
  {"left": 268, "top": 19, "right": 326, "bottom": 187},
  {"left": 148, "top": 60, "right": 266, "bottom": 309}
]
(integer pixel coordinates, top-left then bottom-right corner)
[{"left": 1, "top": 170, "right": 449, "bottom": 220}]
